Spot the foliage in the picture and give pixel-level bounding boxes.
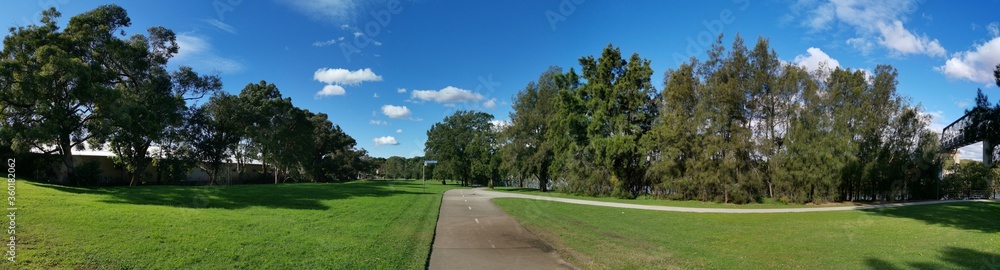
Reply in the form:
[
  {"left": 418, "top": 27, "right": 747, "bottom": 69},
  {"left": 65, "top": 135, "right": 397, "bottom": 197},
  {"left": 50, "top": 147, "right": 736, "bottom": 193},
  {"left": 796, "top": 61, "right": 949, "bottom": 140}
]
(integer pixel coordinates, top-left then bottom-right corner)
[
  {"left": 185, "top": 93, "right": 244, "bottom": 185},
  {"left": 425, "top": 110, "right": 495, "bottom": 186},
  {"left": 0, "top": 6, "right": 120, "bottom": 181},
  {"left": 503, "top": 67, "right": 565, "bottom": 191},
  {"left": 486, "top": 36, "right": 940, "bottom": 203},
  {"left": 942, "top": 160, "right": 994, "bottom": 198},
  {"left": 70, "top": 160, "right": 103, "bottom": 186}
]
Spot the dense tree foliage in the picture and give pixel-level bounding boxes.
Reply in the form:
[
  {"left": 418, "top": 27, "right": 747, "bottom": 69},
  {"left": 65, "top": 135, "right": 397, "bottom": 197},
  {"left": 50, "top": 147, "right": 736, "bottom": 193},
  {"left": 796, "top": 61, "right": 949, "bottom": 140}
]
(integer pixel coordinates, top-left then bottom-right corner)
[
  {"left": 1, "top": 5, "right": 374, "bottom": 186},
  {"left": 425, "top": 110, "right": 496, "bottom": 187},
  {"left": 429, "top": 36, "right": 945, "bottom": 203},
  {"left": 0, "top": 7, "right": 122, "bottom": 181},
  {"left": 942, "top": 160, "right": 994, "bottom": 199}
]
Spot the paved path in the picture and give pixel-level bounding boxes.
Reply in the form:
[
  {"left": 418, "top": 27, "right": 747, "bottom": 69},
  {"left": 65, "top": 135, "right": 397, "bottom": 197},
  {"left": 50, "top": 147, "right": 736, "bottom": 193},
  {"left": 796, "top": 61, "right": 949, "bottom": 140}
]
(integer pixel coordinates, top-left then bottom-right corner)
[
  {"left": 428, "top": 189, "right": 575, "bottom": 270},
  {"left": 428, "top": 189, "right": 996, "bottom": 269},
  {"left": 472, "top": 188, "right": 998, "bottom": 213}
]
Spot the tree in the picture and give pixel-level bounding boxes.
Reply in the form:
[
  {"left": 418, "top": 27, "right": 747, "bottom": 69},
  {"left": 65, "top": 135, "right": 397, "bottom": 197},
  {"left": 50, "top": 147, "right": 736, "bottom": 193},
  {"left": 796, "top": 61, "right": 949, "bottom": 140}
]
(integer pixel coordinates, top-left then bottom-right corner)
[
  {"left": 306, "top": 111, "right": 360, "bottom": 182},
  {"left": 573, "top": 44, "right": 657, "bottom": 198},
  {"left": 268, "top": 106, "right": 315, "bottom": 183},
  {"left": 385, "top": 156, "right": 407, "bottom": 179},
  {"left": 942, "top": 160, "right": 994, "bottom": 199},
  {"left": 97, "top": 26, "right": 221, "bottom": 185},
  {"left": 425, "top": 110, "right": 494, "bottom": 187},
  {"left": 187, "top": 93, "right": 243, "bottom": 185},
  {"left": 0, "top": 6, "right": 122, "bottom": 182},
  {"left": 994, "top": 63, "right": 999, "bottom": 87},
  {"left": 504, "top": 67, "right": 563, "bottom": 191}
]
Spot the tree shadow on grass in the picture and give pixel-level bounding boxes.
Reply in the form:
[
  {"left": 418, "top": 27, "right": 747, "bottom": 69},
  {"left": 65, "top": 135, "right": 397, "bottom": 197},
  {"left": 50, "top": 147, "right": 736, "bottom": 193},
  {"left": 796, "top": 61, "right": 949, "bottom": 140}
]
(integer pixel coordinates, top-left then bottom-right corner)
[
  {"left": 29, "top": 180, "right": 434, "bottom": 210},
  {"left": 866, "top": 247, "right": 1000, "bottom": 270},
  {"left": 861, "top": 201, "right": 1000, "bottom": 233}
]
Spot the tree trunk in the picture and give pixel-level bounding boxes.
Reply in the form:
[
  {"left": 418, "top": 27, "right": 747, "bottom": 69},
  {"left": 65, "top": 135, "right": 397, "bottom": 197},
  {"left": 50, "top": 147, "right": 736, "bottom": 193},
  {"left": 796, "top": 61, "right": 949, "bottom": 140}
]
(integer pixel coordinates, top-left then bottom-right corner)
[
  {"left": 129, "top": 171, "right": 138, "bottom": 186},
  {"left": 59, "top": 133, "right": 75, "bottom": 184},
  {"left": 209, "top": 170, "right": 217, "bottom": 186}
]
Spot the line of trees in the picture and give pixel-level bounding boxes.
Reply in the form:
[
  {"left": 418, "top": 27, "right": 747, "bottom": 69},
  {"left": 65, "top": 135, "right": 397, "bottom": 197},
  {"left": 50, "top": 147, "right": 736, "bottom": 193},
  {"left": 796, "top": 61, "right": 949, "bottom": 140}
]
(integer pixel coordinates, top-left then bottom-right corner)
[
  {"left": 381, "top": 155, "right": 436, "bottom": 180},
  {"left": 0, "top": 5, "right": 374, "bottom": 186},
  {"left": 428, "top": 35, "right": 951, "bottom": 203}
]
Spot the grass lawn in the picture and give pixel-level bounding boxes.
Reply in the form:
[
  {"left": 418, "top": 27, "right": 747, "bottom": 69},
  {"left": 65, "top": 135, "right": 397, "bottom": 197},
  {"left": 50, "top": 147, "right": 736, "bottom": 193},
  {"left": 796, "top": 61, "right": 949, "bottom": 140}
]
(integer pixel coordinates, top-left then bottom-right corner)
[
  {"left": 11, "top": 179, "right": 457, "bottom": 269},
  {"left": 491, "top": 186, "right": 920, "bottom": 209},
  {"left": 493, "top": 198, "right": 1000, "bottom": 269}
]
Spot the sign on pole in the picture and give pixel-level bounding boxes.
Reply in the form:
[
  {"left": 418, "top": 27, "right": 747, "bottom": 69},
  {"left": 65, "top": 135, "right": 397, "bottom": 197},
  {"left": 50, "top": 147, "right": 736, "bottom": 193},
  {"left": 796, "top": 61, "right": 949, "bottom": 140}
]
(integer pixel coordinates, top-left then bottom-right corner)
[{"left": 424, "top": 160, "right": 438, "bottom": 165}]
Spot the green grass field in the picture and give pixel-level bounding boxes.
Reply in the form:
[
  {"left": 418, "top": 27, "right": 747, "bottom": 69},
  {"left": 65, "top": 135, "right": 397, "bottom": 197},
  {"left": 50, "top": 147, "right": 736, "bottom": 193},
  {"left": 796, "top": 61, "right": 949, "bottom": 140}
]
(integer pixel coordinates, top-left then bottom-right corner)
[
  {"left": 493, "top": 198, "right": 1000, "bottom": 269},
  {"left": 11, "top": 179, "right": 456, "bottom": 269},
  {"left": 492, "top": 186, "right": 904, "bottom": 209}
]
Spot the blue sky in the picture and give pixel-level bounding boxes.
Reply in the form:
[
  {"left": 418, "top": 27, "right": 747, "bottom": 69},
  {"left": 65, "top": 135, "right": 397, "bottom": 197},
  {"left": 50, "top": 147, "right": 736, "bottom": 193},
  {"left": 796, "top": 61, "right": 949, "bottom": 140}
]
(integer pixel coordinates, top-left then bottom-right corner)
[{"left": 3, "top": 0, "right": 1000, "bottom": 159}]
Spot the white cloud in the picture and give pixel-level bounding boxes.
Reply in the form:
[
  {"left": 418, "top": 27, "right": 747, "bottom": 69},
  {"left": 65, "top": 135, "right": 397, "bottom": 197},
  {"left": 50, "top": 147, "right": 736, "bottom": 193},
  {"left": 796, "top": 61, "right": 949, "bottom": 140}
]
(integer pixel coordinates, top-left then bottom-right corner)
[
  {"left": 411, "top": 86, "right": 485, "bottom": 103},
  {"left": 313, "top": 68, "right": 382, "bottom": 86},
  {"left": 174, "top": 34, "right": 244, "bottom": 74},
  {"left": 955, "top": 99, "right": 972, "bottom": 108},
  {"left": 341, "top": 24, "right": 351, "bottom": 30},
  {"left": 374, "top": 41, "right": 383, "bottom": 46},
  {"left": 381, "top": 105, "right": 412, "bottom": 119},
  {"left": 794, "top": 47, "right": 840, "bottom": 73},
  {"left": 489, "top": 119, "right": 511, "bottom": 129},
  {"left": 483, "top": 98, "right": 497, "bottom": 109},
  {"left": 397, "top": 88, "right": 407, "bottom": 93},
  {"left": 988, "top": 22, "right": 999, "bottom": 37},
  {"left": 794, "top": 0, "right": 945, "bottom": 57},
  {"left": 373, "top": 92, "right": 379, "bottom": 98},
  {"left": 338, "top": 36, "right": 346, "bottom": 41},
  {"left": 875, "top": 20, "right": 946, "bottom": 57},
  {"left": 959, "top": 142, "right": 983, "bottom": 161},
  {"left": 373, "top": 136, "right": 399, "bottom": 146},
  {"left": 936, "top": 37, "right": 1000, "bottom": 84},
  {"left": 443, "top": 103, "right": 456, "bottom": 108},
  {"left": 203, "top": 19, "right": 237, "bottom": 34},
  {"left": 370, "top": 119, "right": 387, "bottom": 125},
  {"left": 920, "top": 110, "right": 946, "bottom": 133},
  {"left": 354, "top": 31, "right": 364, "bottom": 37},
  {"left": 846, "top": 37, "right": 874, "bottom": 55},
  {"left": 312, "top": 39, "right": 337, "bottom": 47},
  {"left": 315, "top": 84, "right": 346, "bottom": 98},
  {"left": 396, "top": 129, "right": 402, "bottom": 133},
  {"left": 280, "top": 0, "right": 359, "bottom": 21}
]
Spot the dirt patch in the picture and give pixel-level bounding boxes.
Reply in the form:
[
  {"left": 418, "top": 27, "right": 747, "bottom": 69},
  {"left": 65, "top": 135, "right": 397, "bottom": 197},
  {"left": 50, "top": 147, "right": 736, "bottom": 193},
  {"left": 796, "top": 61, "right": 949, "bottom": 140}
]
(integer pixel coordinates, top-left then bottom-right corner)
[{"left": 519, "top": 223, "right": 590, "bottom": 269}]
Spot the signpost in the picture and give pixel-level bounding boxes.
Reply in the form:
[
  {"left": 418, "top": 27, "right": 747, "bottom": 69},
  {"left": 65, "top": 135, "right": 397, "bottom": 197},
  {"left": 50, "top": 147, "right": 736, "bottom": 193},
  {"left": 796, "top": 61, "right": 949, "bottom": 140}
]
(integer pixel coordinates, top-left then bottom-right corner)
[{"left": 423, "top": 160, "right": 437, "bottom": 192}]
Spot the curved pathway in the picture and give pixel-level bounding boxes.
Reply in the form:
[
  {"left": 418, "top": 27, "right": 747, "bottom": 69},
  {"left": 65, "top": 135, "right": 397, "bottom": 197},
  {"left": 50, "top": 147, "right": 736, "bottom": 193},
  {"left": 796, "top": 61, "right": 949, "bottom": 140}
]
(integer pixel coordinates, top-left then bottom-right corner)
[
  {"left": 474, "top": 188, "right": 997, "bottom": 213},
  {"left": 428, "top": 188, "right": 996, "bottom": 269}
]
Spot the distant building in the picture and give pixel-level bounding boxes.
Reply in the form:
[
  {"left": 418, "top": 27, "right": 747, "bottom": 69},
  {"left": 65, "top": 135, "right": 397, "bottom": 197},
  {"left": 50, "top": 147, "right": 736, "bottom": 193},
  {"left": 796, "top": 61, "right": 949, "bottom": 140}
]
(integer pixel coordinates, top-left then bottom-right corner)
[{"left": 30, "top": 143, "right": 265, "bottom": 185}]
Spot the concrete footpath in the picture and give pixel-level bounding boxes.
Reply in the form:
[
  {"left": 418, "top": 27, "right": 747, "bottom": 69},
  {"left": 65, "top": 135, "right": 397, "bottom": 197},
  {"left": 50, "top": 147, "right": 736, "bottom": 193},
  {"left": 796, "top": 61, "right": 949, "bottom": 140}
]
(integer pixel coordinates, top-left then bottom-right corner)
[
  {"left": 472, "top": 188, "right": 998, "bottom": 213},
  {"left": 428, "top": 189, "right": 575, "bottom": 270}
]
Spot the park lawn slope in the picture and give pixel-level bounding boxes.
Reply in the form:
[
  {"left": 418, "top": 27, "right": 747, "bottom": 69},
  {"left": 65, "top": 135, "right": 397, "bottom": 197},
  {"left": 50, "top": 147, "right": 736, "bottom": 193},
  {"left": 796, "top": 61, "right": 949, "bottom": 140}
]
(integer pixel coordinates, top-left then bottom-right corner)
[
  {"left": 13, "top": 180, "right": 455, "bottom": 269},
  {"left": 492, "top": 187, "right": 908, "bottom": 209},
  {"left": 493, "top": 198, "right": 1000, "bottom": 269}
]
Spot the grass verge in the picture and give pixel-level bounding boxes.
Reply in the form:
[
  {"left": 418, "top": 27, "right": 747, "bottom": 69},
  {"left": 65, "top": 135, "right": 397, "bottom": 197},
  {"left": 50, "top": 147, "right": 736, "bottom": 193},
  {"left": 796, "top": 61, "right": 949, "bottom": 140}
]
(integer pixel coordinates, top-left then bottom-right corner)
[
  {"left": 11, "top": 179, "right": 456, "bottom": 269},
  {"left": 491, "top": 186, "right": 915, "bottom": 209},
  {"left": 493, "top": 198, "right": 1000, "bottom": 269}
]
